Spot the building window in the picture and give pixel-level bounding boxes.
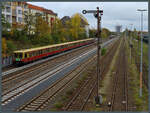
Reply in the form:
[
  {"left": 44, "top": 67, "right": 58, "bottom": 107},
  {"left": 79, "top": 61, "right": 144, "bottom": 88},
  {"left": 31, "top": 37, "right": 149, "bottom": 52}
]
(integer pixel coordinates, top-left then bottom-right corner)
[
  {"left": 12, "top": 9, "right": 16, "bottom": 15},
  {"left": 24, "top": 4, "right": 28, "bottom": 9},
  {"left": 12, "top": 17, "right": 17, "bottom": 23},
  {"left": 6, "top": 7, "right": 11, "bottom": 13},
  {"left": 18, "top": 10, "right": 22, "bottom": 14},
  {"left": 51, "top": 17, "right": 54, "bottom": 26},
  {"left": 24, "top": 11, "right": 27, "bottom": 14},
  {"left": 6, "top": 15, "right": 11, "bottom": 22},
  {"left": 18, "top": 17, "right": 22, "bottom": 23},
  {"left": 2, "top": 8, "right": 5, "bottom": 12},
  {"left": 18, "top": 2, "right": 22, "bottom": 7},
  {"left": 6, "top": 2, "right": 11, "bottom": 6}
]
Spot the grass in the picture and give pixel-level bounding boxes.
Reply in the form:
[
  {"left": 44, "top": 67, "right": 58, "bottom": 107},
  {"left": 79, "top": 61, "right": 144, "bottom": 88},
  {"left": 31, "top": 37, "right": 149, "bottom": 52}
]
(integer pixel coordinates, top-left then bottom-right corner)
[
  {"left": 51, "top": 64, "right": 96, "bottom": 111},
  {"left": 125, "top": 37, "right": 148, "bottom": 111},
  {"left": 132, "top": 39, "right": 148, "bottom": 65},
  {"left": 54, "top": 102, "right": 63, "bottom": 109},
  {"left": 101, "top": 48, "right": 107, "bottom": 56}
]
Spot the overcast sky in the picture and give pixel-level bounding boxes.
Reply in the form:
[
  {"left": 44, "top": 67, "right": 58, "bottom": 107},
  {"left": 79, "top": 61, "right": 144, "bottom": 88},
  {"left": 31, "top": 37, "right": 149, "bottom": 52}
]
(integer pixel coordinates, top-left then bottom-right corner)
[{"left": 28, "top": 2, "right": 148, "bottom": 32}]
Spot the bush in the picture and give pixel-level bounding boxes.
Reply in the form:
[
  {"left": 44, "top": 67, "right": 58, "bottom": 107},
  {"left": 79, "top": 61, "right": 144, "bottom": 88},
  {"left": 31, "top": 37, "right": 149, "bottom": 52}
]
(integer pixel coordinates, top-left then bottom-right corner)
[
  {"left": 54, "top": 102, "right": 63, "bottom": 109},
  {"left": 101, "top": 48, "right": 107, "bottom": 56},
  {"left": 6, "top": 40, "right": 16, "bottom": 55},
  {"left": 52, "top": 33, "right": 61, "bottom": 44}
]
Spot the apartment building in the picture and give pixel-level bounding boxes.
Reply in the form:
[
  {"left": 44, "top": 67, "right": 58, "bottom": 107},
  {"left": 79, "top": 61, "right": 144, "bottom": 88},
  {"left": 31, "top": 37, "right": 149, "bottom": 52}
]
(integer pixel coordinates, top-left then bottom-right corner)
[
  {"left": 2, "top": 2, "right": 57, "bottom": 30},
  {"left": 27, "top": 3, "right": 57, "bottom": 27}
]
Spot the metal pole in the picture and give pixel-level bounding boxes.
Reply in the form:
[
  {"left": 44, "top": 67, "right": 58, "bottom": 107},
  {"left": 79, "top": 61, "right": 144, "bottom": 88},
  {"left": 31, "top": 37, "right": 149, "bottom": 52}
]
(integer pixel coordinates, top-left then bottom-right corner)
[
  {"left": 140, "top": 11, "right": 143, "bottom": 97},
  {"left": 137, "top": 9, "right": 147, "bottom": 97},
  {"left": 82, "top": 8, "right": 103, "bottom": 105},
  {"left": 97, "top": 7, "right": 100, "bottom": 98}
]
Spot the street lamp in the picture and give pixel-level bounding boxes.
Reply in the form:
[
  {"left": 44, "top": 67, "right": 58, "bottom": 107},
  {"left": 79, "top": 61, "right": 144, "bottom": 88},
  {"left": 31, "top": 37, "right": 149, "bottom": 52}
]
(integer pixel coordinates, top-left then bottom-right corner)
[{"left": 137, "top": 9, "right": 147, "bottom": 97}]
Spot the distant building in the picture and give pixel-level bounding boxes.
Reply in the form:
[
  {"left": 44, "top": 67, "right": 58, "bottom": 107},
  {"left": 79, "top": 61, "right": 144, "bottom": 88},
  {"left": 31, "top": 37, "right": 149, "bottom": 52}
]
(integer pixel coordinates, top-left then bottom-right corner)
[
  {"left": 60, "top": 16, "right": 71, "bottom": 27},
  {"left": 115, "top": 25, "right": 122, "bottom": 34}
]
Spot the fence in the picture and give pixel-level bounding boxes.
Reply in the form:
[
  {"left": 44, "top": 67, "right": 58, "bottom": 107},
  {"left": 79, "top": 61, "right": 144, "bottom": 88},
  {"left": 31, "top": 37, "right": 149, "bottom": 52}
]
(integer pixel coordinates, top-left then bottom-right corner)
[{"left": 2, "top": 56, "right": 13, "bottom": 68}]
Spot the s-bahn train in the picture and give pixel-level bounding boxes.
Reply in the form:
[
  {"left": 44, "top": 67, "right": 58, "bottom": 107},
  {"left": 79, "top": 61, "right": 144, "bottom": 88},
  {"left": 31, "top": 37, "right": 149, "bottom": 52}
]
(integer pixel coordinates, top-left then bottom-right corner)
[{"left": 13, "top": 38, "right": 95, "bottom": 65}]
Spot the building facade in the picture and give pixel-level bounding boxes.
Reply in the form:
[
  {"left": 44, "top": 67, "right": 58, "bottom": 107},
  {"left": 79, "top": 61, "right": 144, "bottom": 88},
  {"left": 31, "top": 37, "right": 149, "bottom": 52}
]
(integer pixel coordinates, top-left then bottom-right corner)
[
  {"left": 27, "top": 3, "right": 57, "bottom": 27},
  {"left": 2, "top": 2, "right": 57, "bottom": 30}
]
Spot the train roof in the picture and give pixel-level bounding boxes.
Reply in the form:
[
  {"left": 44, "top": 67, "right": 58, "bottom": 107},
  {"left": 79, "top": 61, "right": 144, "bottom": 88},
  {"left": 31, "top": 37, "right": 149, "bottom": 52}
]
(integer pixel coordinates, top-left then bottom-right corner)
[{"left": 14, "top": 38, "right": 94, "bottom": 53}]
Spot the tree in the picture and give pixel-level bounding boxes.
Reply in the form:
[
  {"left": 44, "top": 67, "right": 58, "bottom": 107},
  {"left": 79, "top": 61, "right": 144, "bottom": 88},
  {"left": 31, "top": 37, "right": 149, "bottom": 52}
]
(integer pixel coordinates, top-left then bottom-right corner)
[
  {"left": 32, "top": 14, "right": 52, "bottom": 45},
  {"left": 132, "top": 28, "right": 138, "bottom": 39},
  {"left": 2, "top": 38, "right": 7, "bottom": 57},
  {"left": 101, "top": 28, "right": 111, "bottom": 38},
  {"left": 89, "top": 29, "right": 97, "bottom": 38},
  {"left": 6, "top": 40, "right": 16, "bottom": 55},
  {"left": 24, "top": 12, "right": 35, "bottom": 38},
  {"left": 70, "top": 14, "right": 84, "bottom": 40},
  {"left": 52, "top": 18, "right": 68, "bottom": 43}
]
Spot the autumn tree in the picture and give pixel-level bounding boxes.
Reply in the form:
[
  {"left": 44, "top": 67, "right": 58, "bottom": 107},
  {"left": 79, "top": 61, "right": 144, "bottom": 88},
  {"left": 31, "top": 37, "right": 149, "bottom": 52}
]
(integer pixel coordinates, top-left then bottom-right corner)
[
  {"left": 34, "top": 14, "right": 51, "bottom": 37},
  {"left": 89, "top": 29, "right": 97, "bottom": 38},
  {"left": 70, "top": 14, "right": 83, "bottom": 40},
  {"left": 2, "top": 38, "right": 7, "bottom": 57},
  {"left": 24, "top": 12, "right": 35, "bottom": 38},
  {"left": 132, "top": 28, "right": 138, "bottom": 39},
  {"left": 101, "top": 28, "right": 111, "bottom": 38},
  {"left": 32, "top": 14, "right": 52, "bottom": 45}
]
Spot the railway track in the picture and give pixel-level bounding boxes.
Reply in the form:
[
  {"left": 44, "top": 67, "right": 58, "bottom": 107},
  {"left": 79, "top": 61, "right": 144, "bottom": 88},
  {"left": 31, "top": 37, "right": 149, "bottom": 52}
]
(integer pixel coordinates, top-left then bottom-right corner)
[
  {"left": 13, "top": 39, "right": 119, "bottom": 111},
  {"left": 108, "top": 38, "right": 128, "bottom": 111},
  {"left": 16, "top": 52, "right": 99, "bottom": 111},
  {"left": 2, "top": 43, "right": 96, "bottom": 92},
  {"left": 63, "top": 39, "right": 120, "bottom": 111},
  {"left": 2, "top": 38, "right": 118, "bottom": 111},
  {"left": 2, "top": 42, "right": 96, "bottom": 77},
  {"left": 2, "top": 48, "right": 97, "bottom": 106}
]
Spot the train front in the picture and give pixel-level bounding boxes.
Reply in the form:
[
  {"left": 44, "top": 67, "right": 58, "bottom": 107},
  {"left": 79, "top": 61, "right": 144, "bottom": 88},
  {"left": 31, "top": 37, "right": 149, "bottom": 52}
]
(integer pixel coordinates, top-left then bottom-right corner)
[{"left": 13, "top": 51, "right": 24, "bottom": 65}]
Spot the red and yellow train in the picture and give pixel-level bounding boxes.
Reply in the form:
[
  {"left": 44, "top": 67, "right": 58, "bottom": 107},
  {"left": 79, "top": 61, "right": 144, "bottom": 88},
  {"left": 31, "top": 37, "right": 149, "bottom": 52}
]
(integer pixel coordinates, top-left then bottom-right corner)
[{"left": 13, "top": 38, "right": 95, "bottom": 65}]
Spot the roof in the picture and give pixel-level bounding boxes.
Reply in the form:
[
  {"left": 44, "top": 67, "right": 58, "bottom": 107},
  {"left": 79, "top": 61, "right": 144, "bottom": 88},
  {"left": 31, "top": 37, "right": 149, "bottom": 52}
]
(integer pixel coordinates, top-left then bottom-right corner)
[
  {"left": 14, "top": 38, "right": 94, "bottom": 53},
  {"left": 27, "top": 3, "right": 57, "bottom": 16},
  {"left": 28, "top": 3, "right": 44, "bottom": 12},
  {"left": 72, "top": 13, "right": 89, "bottom": 26},
  {"left": 44, "top": 9, "right": 57, "bottom": 16},
  {"left": 61, "top": 16, "right": 71, "bottom": 26}
]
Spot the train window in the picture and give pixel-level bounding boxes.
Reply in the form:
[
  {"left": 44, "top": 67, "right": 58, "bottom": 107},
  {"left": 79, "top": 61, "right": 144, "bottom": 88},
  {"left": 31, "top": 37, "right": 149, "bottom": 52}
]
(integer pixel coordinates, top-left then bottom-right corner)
[
  {"left": 14, "top": 53, "right": 17, "bottom": 57},
  {"left": 33, "top": 51, "right": 36, "bottom": 56},
  {"left": 49, "top": 48, "right": 52, "bottom": 52},
  {"left": 18, "top": 53, "right": 22, "bottom": 58},
  {"left": 25, "top": 53, "right": 27, "bottom": 58},
  {"left": 48, "top": 48, "right": 50, "bottom": 52},
  {"left": 29, "top": 53, "right": 31, "bottom": 57},
  {"left": 36, "top": 51, "right": 38, "bottom": 56}
]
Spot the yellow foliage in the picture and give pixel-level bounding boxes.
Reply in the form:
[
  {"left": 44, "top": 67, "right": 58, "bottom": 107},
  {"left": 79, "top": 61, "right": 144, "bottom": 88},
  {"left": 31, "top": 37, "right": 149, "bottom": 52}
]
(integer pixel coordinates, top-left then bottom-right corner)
[
  {"left": 70, "top": 14, "right": 82, "bottom": 40},
  {"left": 2, "top": 38, "right": 7, "bottom": 57},
  {"left": 35, "top": 16, "right": 51, "bottom": 37},
  {"left": 101, "top": 28, "right": 111, "bottom": 38}
]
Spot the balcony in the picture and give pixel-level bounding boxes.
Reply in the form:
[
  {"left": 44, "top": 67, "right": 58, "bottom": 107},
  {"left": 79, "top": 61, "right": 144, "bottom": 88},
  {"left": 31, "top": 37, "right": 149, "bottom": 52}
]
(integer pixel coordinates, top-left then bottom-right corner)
[
  {"left": 12, "top": 9, "right": 17, "bottom": 16},
  {"left": 12, "top": 17, "right": 17, "bottom": 23},
  {"left": 6, "top": 7, "right": 11, "bottom": 13},
  {"left": 5, "top": 2, "right": 11, "bottom": 7}
]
